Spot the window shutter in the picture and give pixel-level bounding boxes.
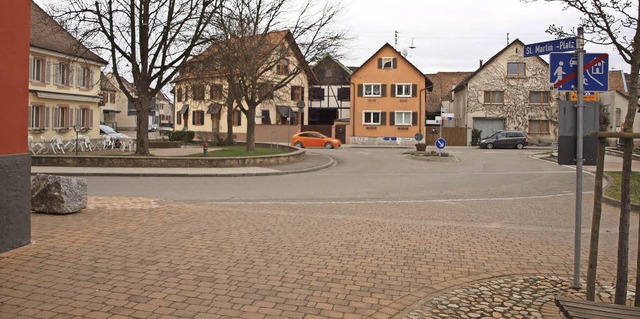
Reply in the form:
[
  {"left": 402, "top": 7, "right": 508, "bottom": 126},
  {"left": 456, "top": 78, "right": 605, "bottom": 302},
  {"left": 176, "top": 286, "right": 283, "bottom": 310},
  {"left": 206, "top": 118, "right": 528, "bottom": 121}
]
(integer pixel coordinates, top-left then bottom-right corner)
[
  {"left": 390, "top": 112, "right": 395, "bottom": 126},
  {"left": 89, "top": 69, "right": 94, "bottom": 89},
  {"left": 377, "top": 58, "right": 382, "bottom": 69},
  {"left": 68, "top": 108, "right": 73, "bottom": 129},
  {"left": 412, "top": 84, "right": 417, "bottom": 97},
  {"left": 45, "top": 60, "right": 51, "bottom": 84},
  {"left": 29, "top": 56, "right": 34, "bottom": 81},
  {"left": 89, "top": 109, "right": 94, "bottom": 128},
  {"left": 28, "top": 106, "right": 33, "bottom": 129},
  {"left": 68, "top": 65, "right": 73, "bottom": 86},
  {"left": 53, "top": 107, "right": 60, "bottom": 129},
  {"left": 76, "top": 66, "right": 81, "bottom": 88},
  {"left": 53, "top": 63, "right": 60, "bottom": 85},
  {"left": 76, "top": 109, "right": 81, "bottom": 126},
  {"left": 380, "top": 112, "right": 386, "bottom": 125},
  {"left": 392, "top": 58, "right": 397, "bottom": 69},
  {"left": 357, "top": 84, "right": 363, "bottom": 97},
  {"left": 301, "top": 88, "right": 304, "bottom": 101},
  {"left": 44, "top": 106, "right": 50, "bottom": 129},
  {"left": 390, "top": 84, "right": 396, "bottom": 97},
  {"left": 412, "top": 112, "right": 418, "bottom": 126},
  {"left": 381, "top": 84, "right": 386, "bottom": 97},
  {"left": 291, "top": 87, "right": 295, "bottom": 100}
]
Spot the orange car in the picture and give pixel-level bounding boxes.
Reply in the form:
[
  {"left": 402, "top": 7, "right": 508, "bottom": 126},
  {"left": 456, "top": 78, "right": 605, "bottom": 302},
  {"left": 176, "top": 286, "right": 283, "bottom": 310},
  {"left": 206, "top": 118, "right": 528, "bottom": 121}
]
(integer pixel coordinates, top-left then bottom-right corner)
[{"left": 291, "top": 131, "right": 341, "bottom": 149}]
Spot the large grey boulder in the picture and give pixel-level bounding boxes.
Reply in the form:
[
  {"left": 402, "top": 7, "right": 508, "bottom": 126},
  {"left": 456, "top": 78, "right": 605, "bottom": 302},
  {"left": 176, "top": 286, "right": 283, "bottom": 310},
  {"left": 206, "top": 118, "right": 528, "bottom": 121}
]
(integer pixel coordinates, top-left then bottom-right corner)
[{"left": 31, "top": 174, "right": 87, "bottom": 214}]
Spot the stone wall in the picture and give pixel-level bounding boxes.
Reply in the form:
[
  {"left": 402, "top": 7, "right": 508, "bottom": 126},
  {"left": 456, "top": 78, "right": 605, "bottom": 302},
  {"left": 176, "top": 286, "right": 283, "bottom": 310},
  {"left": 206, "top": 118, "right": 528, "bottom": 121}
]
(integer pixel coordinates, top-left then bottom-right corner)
[
  {"left": 0, "top": 154, "right": 31, "bottom": 253},
  {"left": 349, "top": 136, "right": 417, "bottom": 146},
  {"left": 32, "top": 144, "right": 304, "bottom": 168}
]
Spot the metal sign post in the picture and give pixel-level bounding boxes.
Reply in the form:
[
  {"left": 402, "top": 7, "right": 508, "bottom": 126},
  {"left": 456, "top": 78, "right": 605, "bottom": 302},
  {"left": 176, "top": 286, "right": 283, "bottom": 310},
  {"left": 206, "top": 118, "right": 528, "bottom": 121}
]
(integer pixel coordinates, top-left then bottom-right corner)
[{"left": 573, "top": 27, "right": 585, "bottom": 289}]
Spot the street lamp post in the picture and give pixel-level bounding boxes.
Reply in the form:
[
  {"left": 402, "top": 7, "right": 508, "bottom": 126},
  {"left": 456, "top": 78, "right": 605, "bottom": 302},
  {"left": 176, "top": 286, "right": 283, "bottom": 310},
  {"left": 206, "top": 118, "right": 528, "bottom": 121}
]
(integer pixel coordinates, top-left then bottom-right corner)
[
  {"left": 296, "top": 100, "right": 305, "bottom": 131},
  {"left": 73, "top": 125, "right": 81, "bottom": 156}
]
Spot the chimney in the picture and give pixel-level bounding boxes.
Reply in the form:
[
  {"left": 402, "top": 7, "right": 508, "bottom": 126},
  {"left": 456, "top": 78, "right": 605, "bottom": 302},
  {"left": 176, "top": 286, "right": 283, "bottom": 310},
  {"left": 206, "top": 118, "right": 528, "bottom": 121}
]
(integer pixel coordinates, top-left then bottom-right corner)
[{"left": 479, "top": 59, "right": 483, "bottom": 67}]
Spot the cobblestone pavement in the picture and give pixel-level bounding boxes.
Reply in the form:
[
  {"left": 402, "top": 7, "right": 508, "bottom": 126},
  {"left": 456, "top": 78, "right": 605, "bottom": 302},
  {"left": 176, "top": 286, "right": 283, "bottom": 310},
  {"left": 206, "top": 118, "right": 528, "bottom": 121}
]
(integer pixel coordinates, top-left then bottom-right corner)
[
  {"left": 0, "top": 195, "right": 637, "bottom": 318},
  {"left": 397, "top": 275, "right": 633, "bottom": 319}
]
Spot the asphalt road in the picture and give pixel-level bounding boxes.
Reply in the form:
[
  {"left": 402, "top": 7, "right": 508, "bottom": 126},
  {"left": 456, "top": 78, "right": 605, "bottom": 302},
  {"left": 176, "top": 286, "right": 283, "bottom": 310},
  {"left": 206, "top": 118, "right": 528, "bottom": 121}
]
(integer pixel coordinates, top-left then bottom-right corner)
[{"left": 85, "top": 147, "right": 590, "bottom": 205}]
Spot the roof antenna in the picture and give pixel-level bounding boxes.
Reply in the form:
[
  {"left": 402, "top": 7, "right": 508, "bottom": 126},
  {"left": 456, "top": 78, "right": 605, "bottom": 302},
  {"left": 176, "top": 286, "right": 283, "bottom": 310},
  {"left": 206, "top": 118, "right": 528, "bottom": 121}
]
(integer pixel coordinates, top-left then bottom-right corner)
[
  {"left": 409, "top": 37, "right": 416, "bottom": 49},
  {"left": 394, "top": 30, "right": 398, "bottom": 50}
]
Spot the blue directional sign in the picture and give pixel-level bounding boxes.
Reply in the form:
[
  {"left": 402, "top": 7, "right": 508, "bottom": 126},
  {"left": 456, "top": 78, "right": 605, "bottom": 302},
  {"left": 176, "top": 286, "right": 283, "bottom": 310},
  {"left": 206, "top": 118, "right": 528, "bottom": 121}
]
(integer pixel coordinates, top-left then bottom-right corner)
[
  {"left": 524, "top": 37, "right": 577, "bottom": 57},
  {"left": 550, "top": 53, "right": 609, "bottom": 92},
  {"left": 435, "top": 138, "right": 446, "bottom": 150}
]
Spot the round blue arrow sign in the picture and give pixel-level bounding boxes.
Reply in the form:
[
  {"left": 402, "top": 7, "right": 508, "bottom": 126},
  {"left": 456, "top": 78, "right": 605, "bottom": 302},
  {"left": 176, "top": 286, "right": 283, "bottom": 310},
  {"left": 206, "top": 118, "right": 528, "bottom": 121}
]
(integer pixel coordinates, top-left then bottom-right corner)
[{"left": 435, "top": 138, "right": 446, "bottom": 150}]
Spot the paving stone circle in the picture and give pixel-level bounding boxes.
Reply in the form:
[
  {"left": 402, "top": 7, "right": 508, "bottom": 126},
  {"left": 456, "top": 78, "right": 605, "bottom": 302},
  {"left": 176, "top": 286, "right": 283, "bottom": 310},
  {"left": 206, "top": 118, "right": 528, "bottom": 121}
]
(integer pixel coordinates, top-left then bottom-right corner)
[{"left": 400, "top": 275, "right": 633, "bottom": 319}]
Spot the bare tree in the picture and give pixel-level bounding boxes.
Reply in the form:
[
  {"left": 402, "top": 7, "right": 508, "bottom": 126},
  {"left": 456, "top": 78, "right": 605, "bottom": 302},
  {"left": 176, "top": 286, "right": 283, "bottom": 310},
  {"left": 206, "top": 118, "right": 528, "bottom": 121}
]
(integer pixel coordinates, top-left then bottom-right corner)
[
  {"left": 188, "top": 0, "right": 346, "bottom": 151},
  {"left": 524, "top": 0, "right": 640, "bottom": 305},
  {"left": 55, "top": 0, "right": 222, "bottom": 155}
]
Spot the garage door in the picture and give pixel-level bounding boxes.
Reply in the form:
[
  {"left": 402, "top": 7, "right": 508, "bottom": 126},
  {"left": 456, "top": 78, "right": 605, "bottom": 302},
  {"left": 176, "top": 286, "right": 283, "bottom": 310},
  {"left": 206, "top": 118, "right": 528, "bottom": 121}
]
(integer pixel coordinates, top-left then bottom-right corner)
[{"left": 473, "top": 118, "right": 505, "bottom": 138}]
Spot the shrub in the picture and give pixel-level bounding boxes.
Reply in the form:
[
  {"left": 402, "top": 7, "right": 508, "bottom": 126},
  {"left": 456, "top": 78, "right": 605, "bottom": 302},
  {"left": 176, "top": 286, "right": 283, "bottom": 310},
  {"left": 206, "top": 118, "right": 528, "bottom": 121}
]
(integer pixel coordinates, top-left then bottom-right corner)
[
  {"left": 168, "top": 130, "right": 195, "bottom": 144},
  {"left": 471, "top": 128, "right": 482, "bottom": 146}
]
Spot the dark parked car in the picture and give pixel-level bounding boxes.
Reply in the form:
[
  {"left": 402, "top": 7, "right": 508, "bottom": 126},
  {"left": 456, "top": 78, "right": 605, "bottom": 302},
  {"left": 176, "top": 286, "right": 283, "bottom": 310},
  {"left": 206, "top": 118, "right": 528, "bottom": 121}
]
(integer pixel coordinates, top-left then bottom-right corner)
[{"left": 478, "top": 130, "right": 528, "bottom": 149}]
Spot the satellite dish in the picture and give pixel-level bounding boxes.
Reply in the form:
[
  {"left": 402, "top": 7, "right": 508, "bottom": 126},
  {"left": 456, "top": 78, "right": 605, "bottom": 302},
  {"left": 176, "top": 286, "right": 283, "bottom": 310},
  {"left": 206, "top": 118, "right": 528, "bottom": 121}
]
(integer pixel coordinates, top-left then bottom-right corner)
[{"left": 402, "top": 48, "right": 408, "bottom": 57}]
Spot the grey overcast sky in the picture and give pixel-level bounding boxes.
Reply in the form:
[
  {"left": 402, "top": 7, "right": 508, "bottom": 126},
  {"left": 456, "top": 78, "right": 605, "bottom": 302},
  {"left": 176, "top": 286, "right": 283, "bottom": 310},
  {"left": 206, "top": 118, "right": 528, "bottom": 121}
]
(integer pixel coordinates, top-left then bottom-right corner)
[
  {"left": 34, "top": 0, "right": 632, "bottom": 75},
  {"left": 336, "top": 0, "right": 631, "bottom": 74}
]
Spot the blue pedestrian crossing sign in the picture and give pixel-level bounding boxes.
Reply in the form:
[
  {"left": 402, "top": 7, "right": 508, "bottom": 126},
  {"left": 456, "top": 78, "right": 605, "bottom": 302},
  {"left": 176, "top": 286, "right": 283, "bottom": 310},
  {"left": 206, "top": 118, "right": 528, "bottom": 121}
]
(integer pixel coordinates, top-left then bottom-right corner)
[
  {"left": 550, "top": 53, "right": 609, "bottom": 92},
  {"left": 435, "top": 138, "right": 446, "bottom": 150}
]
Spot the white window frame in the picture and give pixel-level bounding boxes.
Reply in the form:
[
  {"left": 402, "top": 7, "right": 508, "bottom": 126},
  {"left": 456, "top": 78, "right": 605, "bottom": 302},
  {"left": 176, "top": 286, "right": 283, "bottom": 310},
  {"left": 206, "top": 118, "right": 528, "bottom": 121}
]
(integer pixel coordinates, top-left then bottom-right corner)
[
  {"left": 53, "top": 106, "right": 71, "bottom": 130},
  {"left": 28, "top": 105, "right": 46, "bottom": 129},
  {"left": 30, "top": 57, "right": 44, "bottom": 82},
  {"left": 394, "top": 111, "right": 412, "bottom": 126},
  {"left": 55, "top": 62, "right": 71, "bottom": 86},
  {"left": 395, "top": 83, "right": 412, "bottom": 97},
  {"left": 76, "top": 107, "right": 93, "bottom": 129},
  {"left": 363, "top": 110, "right": 381, "bottom": 125},
  {"left": 381, "top": 57, "right": 394, "bottom": 69},
  {"left": 78, "top": 66, "right": 92, "bottom": 88},
  {"left": 363, "top": 83, "right": 381, "bottom": 97}
]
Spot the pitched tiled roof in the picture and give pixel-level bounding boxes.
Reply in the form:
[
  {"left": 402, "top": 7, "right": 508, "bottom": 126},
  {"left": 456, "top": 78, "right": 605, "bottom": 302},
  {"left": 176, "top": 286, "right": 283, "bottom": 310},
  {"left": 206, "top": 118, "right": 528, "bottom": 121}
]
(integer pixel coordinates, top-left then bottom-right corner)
[
  {"left": 425, "top": 72, "right": 474, "bottom": 113},
  {"left": 351, "top": 43, "right": 426, "bottom": 81},
  {"left": 178, "top": 30, "right": 316, "bottom": 84},
  {"left": 608, "top": 70, "right": 627, "bottom": 93},
  {"left": 312, "top": 55, "right": 352, "bottom": 85},
  {"left": 453, "top": 39, "right": 547, "bottom": 92},
  {"left": 100, "top": 72, "right": 117, "bottom": 92},
  {"left": 30, "top": 1, "right": 107, "bottom": 64}
]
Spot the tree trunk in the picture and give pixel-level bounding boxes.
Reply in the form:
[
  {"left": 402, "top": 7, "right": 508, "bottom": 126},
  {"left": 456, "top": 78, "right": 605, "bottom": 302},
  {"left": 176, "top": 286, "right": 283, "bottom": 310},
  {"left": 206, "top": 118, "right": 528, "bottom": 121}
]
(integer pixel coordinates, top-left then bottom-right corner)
[
  {"left": 245, "top": 106, "right": 256, "bottom": 152},
  {"left": 587, "top": 135, "right": 606, "bottom": 301},
  {"left": 225, "top": 102, "right": 234, "bottom": 146},
  {"left": 135, "top": 94, "right": 151, "bottom": 155},
  {"left": 617, "top": 53, "right": 639, "bottom": 305}
]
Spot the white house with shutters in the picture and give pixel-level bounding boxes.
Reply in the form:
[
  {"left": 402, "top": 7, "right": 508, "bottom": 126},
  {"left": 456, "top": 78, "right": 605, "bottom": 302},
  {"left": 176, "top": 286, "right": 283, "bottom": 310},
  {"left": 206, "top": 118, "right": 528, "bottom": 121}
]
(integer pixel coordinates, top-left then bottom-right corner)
[{"left": 27, "top": 2, "right": 107, "bottom": 140}]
